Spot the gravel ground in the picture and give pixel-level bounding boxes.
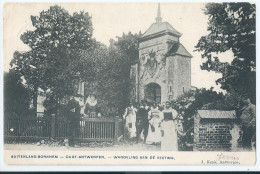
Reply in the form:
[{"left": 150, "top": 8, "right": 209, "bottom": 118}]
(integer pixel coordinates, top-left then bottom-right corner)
[{"left": 4, "top": 141, "right": 161, "bottom": 151}]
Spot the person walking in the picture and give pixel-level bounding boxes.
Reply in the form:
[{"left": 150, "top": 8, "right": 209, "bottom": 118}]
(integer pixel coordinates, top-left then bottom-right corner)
[
  {"left": 146, "top": 102, "right": 162, "bottom": 145},
  {"left": 135, "top": 100, "right": 149, "bottom": 143},
  {"left": 123, "top": 102, "right": 137, "bottom": 140},
  {"left": 160, "top": 101, "right": 179, "bottom": 151}
]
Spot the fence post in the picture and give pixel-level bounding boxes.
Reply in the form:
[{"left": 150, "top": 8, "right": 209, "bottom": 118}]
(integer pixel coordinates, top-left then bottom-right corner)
[
  {"left": 51, "top": 114, "right": 56, "bottom": 139},
  {"left": 114, "top": 116, "right": 119, "bottom": 143}
]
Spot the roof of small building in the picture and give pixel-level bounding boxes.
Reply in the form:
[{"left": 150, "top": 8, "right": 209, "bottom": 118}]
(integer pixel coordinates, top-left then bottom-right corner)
[
  {"left": 166, "top": 42, "right": 192, "bottom": 58},
  {"left": 197, "top": 110, "right": 236, "bottom": 119},
  {"left": 142, "top": 22, "right": 182, "bottom": 38}
]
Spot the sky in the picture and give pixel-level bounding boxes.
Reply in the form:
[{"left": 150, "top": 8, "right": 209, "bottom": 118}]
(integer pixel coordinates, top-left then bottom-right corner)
[{"left": 3, "top": 2, "right": 233, "bottom": 92}]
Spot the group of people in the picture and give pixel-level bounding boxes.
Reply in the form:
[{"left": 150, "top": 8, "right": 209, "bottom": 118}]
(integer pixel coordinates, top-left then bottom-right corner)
[
  {"left": 66, "top": 93, "right": 101, "bottom": 147},
  {"left": 123, "top": 100, "right": 182, "bottom": 151},
  {"left": 66, "top": 93, "right": 256, "bottom": 151}
]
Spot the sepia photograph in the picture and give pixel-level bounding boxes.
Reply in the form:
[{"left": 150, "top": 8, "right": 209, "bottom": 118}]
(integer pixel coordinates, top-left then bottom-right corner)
[{"left": 2, "top": 1, "right": 256, "bottom": 166}]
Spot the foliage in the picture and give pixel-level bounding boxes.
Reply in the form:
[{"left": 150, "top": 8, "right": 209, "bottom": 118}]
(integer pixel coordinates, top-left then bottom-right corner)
[
  {"left": 10, "top": 5, "right": 140, "bottom": 117},
  {"left": 113, "top": 32, "right": 142, "bottom": 65},
  {"left": 106, "top": 32, "right": 141, "bottom": 115},
  {"left": 172, "top": 88, "right": 241, "bottom": 150},
  {"left": 10, "top": 5, "right": 94, "bottom": 115},
  {"left": 4, "top": 70, "right": 30, "bottom": 118},
  {"left": 172, "top": 88, "right": 225, "bottom": 131},
  {"left": 82, "top": 32, "right": 141, "bottom": 116},
  {"left": 195, "top": 3, "right": 256, "bottom": 103}
]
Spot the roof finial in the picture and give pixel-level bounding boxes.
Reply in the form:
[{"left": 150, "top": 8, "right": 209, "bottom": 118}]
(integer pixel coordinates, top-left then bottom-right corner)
[{"left": 156, "top": 3, "right": 162, "bottom": 25}]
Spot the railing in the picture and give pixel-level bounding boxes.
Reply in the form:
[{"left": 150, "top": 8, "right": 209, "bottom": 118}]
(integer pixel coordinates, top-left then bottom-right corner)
[
  {"left": 4, "top": 117, "right": 51, "bottom": 142},
  {"left": 4, "top": 115, "right": 123, "bottom": 143}
]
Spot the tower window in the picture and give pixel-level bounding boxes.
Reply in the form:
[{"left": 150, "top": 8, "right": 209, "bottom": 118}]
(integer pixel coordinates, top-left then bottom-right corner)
[
  {"left": 183, "top": 87, "right": 185, "bottom": 93},
  {"left": 168, "top": 85, "right": 172, "bottom": 93}
]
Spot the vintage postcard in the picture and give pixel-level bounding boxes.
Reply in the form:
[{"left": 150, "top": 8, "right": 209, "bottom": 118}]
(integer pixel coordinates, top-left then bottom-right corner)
[{"left": 2, "top": 2, "right": 257, "bottom": 168}]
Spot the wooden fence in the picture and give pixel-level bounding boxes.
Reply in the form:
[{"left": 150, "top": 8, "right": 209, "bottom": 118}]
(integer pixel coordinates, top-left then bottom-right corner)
[{"left": 4, "top": 115, "right": 123, "bottom": 143}]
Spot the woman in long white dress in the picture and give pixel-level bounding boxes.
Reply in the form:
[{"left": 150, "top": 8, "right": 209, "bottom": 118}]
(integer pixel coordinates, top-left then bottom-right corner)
[
  {"left": 146, "top": 103, "right": 162, "bottom": 144},
  {"left": 160, "top": 101, "right": 179, "bottom": 151},
  {"left": 123, "top": 102, "right": 137, "bottom": 139}
]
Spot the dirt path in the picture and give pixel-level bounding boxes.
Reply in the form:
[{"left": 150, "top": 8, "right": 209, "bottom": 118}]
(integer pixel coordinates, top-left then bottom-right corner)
[{"left": 4, "top": 142, "right": 161, "bottom": 151}]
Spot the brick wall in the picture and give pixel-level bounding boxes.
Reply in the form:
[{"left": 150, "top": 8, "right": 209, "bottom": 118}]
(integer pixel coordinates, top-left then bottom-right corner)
[{"left": 194, "top": 117, "right": 243, "bottom": 151}]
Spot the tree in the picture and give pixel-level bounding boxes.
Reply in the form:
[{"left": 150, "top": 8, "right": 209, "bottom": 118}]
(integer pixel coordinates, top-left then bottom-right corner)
[
  {"left": 114, "top": 32, "right": 141, "bottom": 65},
  {"left": 10, "top": 5, "right": 94, "bottom": 115},
  {"left": 195, "top": 3, "right": 256, "bottom": 103},
  {"left": 172, "top": 88, "right": 240, "bottom": 150},
  {"left": 105, "top": 32, "right": 141, "bottom": 114},
  {"left": 110, "top": 32, "right": 141, "bottom": 112},
  {"left": 81, "top": 32, "right": 141, "bottom": 116},
  {"left": 4, "top": 70, "right": 30, "bottom": 118}
]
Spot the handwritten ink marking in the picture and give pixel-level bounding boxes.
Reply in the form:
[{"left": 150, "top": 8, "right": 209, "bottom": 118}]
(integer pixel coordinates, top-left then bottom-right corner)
[
  {"left": 216, "top": 153, "right": 239, "bottom": 161},
  {"left": 215, "top": 153, "right": 240, "bottom": 165}
]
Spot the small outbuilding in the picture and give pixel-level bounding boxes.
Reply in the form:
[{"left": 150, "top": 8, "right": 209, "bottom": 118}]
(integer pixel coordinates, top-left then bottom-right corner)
[{"left": 193, "top": 110, "right": 242, "bottom": 151}]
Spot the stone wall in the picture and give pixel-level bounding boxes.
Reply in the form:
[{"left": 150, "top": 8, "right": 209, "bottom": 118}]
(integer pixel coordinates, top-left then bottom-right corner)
[
  {"left": 166, "top": 55, "right": 191, "bottom": 100},
  {"left": 137, "top": 34, "right": 168, "bottom": 103},
  {"left": 194, "top": 117, "right": 243, "bottom": 151},
  {"left": 134, "top": 25, "right": 191, "bottom": 103},
  {"left": 130, "top": 64, "right": 137, "bottom": 102}
]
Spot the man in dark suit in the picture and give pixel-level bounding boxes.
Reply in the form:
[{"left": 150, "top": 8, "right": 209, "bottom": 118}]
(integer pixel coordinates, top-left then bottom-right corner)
[
  {"left": 67, "top": 95, "right": 81, "bottom": 147},
  {"left": 135, "top": 100, "right": 150, "bottom": 143}
]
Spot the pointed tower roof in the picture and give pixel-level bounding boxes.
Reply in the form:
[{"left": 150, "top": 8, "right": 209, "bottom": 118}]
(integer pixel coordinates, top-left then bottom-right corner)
[
  {"left": 142, "top": 4, "right": 182, "bottom": 39},
  {"left": 156, "top": 3, "right": 162, "bottom": 25}
]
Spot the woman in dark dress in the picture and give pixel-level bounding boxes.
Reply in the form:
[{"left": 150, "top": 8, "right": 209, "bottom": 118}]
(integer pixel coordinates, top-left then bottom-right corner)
[{"left": 84, "top": 94, "right": 101, "bottom": 118}]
